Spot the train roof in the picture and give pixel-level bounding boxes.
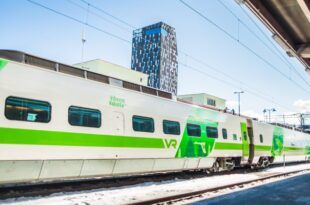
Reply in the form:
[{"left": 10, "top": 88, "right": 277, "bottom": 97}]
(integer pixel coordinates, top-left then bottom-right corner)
[
  {"left": 1, "top": 50, "right": 309, "bottom": 134},
  {"left": 0, "top": 50, "right": 173, "bottom": 100}
]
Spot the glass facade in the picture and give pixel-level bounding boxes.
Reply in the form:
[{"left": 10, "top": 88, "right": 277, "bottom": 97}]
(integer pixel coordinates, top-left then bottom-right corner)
[{"left": 131, "top": 22, "right": 178, "bottom": 95}]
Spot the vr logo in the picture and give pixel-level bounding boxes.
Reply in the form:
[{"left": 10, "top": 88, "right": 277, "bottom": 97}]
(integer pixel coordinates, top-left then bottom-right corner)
[{"left": 164, "top": 139, "right": 177, "bottom": 149}]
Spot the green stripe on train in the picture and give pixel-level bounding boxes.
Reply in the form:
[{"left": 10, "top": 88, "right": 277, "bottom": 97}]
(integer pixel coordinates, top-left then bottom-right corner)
[
  {"left": 0, "top": 127, "right": 307, "bottom": 153},
  {"left": 306, "top": 146, "right": 310, "bottom": 154},
  {"left": 214, "top": 142, "right": 242, "bottom": 150},
  {"left": 216, "top": 144, "right": 305, "bottom": 152},
  {"left": 0, "top": 127, "right": 165, "bottom": 148},
  {"left": 284, "top": 147, "right": 305, "bottom": 152},
  {"left": 0, "top": 58, "right": 8, "bottom": 70},
  {"left": 254, "top": 145, "right": 271, "bottom": 151}
]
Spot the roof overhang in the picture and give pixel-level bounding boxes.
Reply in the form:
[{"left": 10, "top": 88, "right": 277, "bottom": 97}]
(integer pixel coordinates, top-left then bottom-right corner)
[{"left": 243, "top": 0, "right": 310, "bottom": 75}]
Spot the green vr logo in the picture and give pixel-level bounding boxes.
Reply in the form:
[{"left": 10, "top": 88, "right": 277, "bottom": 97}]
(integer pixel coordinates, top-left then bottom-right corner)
[{"left": 164, "top": 139, "right": 177, "bottom": 149}]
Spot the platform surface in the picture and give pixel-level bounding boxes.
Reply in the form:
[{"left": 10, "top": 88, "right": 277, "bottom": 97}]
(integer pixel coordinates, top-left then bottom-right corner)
[{"left": 191, "top": 173, "right": 310, "bottom": 205}]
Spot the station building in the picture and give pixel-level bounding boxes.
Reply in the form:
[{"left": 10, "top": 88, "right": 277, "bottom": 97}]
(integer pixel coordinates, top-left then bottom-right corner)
[
  {"left": 131, "top": 22, "right": 178, "bottom": 95},
  {"left": 74, "top": 59, "right": 149, "bottom": 86},
  {"left": 178, "top": 93, "right": 226, "bottom": 110}
]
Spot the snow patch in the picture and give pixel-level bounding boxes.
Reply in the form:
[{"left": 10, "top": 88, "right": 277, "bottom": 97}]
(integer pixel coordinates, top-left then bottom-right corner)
[{"left": 1, "top": 163, "right": 310, "bottom": 205}]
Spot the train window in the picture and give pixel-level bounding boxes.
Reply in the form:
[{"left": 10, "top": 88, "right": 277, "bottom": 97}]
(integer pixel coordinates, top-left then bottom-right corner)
[
  {"left": 163, "top": 120, "right": 180, "bottom": 135},
  {"left": 68, "top": 106, "right": 101, "bottom": 128},
  {"left": 222, "top": 128, "right": 228, "bottom": 139},
  {"left": 243, "top": 132, "right": 247, "bottom": 140},
  {"left": 187, "top": 123, "right": 201, "bottom": 137},
  {"left": 207, "top": 126, "right": 218, "bottom": 138},
  {"left": 259, "top": 134, "right": 263, "bottom": 143},
  {"left": 233, "top": 134, "right": 237, "bottom": 141},
  {"left": 133, "top": 115, "right": 154, "bottom": 132},
  {"left": 5, "top": 96, "right": 51, "bottom": 123}
]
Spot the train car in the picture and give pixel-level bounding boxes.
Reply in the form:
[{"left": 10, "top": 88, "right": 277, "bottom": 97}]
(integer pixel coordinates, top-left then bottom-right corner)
[{"left": 0, "top": 50, "right": 309, "bottom": 186}]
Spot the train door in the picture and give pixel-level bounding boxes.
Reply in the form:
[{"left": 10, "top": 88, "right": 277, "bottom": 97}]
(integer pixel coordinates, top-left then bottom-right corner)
[
  {"left": 240, "top": 122, "right": 249, "bottom": 158},
  {"left": 111, "top": 112, "right": 124, "bottom": 135},
  {"left": 246, "top": 119, "right": 255, "bottom": 164}
]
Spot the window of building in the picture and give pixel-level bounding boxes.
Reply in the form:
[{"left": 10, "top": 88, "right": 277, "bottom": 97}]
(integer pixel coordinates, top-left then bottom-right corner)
[
  {"left": 163, "top": 120, "right": 180, "bottom": 135},
  {"left": 259, "top": 134, "right": 263, "bottom": 143},
  {"left": 233, "top": 134, "right": 238, "bottom": 141},
  {"left": 222, "top": 128, "right": 228, "bottom": 139},
  {"left": 5, "top": 96, "right": 51, "bottom": 123},
  {"left": 68, "top": 106, "right": 101, "bottom": 128},
  {"left": 207, "top": 98, "right": 216, "bottom": 107},
  {"left": 207, "top": 126, "right": 218, "bottom": 138},
  {"left": 133, "top": 115, "right": 154, "bottom": 132},
  {"left": 187, "top": 123, "right": 201, "bottom": 137}
]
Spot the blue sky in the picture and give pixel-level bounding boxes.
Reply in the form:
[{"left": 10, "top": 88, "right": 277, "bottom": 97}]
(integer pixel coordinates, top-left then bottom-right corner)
[{"left": 1, "top": 0, "right": 310, "bottom": 124}]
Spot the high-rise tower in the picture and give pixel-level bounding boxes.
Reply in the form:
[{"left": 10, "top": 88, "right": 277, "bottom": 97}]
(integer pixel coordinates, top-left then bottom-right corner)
[{"left": 131, "top": 22, "right": 178, "bottom": 95}]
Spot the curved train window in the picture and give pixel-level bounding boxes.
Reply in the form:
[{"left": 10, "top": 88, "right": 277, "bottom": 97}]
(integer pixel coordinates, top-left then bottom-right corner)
[
  {"left": 207, "top": 126, "right": 218, "bottom": 138},
  {"left": 222, "top": 128, "right": 228, "bottom": 139},
  {"left": 163, "top": 120, "right": 180, "bottom": 135},
  {"left": 133, "top": 115, "right": 154, "bottom": 132},
  {"left": 259, "top": 134, "right": 263, "bottom": 143},
  {"left": 187, "top": 123, "right": 201, "bottom": 137},
  {"left": 233, "top": 134, "right": 237, "bottom": 141},
  {"left": 68, "top": 106, "right": 101, "bottom": 128},
  {"left": 243, "top": 132, "right": 247, "bottom": 140},
  {"left": 5, "top": 96, "right": 51, "bottom": 123}
]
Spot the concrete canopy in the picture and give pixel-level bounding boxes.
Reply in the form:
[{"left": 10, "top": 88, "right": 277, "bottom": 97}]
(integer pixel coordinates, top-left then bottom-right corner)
[{"left": 243, "top": 0, "right": 310, "bottom": 75}]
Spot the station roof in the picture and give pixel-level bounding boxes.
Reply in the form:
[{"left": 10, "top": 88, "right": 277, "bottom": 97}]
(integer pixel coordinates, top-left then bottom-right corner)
[{"left": 244, "top": 0, "right": 310, "bottom": 76}]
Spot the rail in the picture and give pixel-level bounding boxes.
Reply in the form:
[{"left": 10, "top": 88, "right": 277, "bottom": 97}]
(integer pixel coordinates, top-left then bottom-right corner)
[{"left": 129, "top": 168, "right": 310, "bottom": 205}]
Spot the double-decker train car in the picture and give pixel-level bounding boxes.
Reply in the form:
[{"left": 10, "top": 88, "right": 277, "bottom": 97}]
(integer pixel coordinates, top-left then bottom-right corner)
[{"left": 0, "top": 50, "right": 309, "bottom": 186}]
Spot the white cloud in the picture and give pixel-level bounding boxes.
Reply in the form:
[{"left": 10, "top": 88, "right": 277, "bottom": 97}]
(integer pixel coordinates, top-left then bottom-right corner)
[{"left": 293, "top": 99, "right": 310, "bottom": 112}]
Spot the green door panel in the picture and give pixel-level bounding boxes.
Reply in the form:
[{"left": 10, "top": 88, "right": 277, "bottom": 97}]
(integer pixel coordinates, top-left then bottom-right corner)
[
  {"left": 240, "top": 122, "right": 249, "bottom": 156},
  {"left": 272, "top": 127, "right": 284, "bottom": 156},
  {"left": 0, "top": 58, "right": 8, "bottom": 70},
  {"left": 175, "top": 108, "right": 219, "bottom": 158}
]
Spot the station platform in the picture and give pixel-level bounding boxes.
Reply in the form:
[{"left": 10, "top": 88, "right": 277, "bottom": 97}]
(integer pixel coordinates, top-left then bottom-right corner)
[{"left": 191, "top": 173, "right": 310, "bottom": 205}]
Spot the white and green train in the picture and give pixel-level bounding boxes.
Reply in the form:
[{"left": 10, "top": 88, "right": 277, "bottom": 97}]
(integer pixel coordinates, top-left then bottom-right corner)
[{"left": 0, "top": 50, "right": 309, "bottom": 185}]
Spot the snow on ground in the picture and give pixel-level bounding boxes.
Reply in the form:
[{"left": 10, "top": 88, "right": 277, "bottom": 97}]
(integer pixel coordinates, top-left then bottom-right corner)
[
  {"left": 1, "top": 163, "right": 310, "bottom": 205},
  {"left": 178, "top": 164, "right": 310, "bottom": 204}
]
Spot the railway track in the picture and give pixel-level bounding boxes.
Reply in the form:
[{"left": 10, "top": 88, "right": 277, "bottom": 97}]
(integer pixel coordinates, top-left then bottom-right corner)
[
  {"left": 0, "top": 169, "right": 247, "bottom": 200},
  {"left": 0, "top": 162, "right": 307, "bottom": 201},
  {"left": 129, "top": 167, "right": 310, "bottom": 205}
]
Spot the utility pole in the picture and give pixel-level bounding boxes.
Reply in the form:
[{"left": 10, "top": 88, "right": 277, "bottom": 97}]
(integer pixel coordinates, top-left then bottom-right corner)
[
  {"left": 234, "top": 91, "right": 244, "bottom": 116},
  {"left": 81, "top": 3, "right": 90, "bottom": 62},
  {"left": 81, "top": 30, "right": 86, "bottom": 62},
  {"left": 263, "top": 108, "right": 276, "bottom": 122},
  {"left": 300, "top": 113, "right": 304, "bottom": 128}
]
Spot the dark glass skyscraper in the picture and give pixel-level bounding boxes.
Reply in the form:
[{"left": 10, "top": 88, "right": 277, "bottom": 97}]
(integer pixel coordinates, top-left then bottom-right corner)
[{"left": 131, "top": 22, "right": 178, "bottom": 95}]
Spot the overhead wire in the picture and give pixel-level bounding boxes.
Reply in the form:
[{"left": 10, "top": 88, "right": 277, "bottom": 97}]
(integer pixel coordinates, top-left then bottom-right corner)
[
  {"left": 179, "top": 50, "right": 275, "bottom": 100},
  {"left": 26, "top": 0, "right": 131, "bottom": 44},
  {"left": 217, "top": 0, "right": 310, "bottom": 89},
  {"left": 79, "top": 0, "right": 136, "bottom": 29},
  {"left": 179, "top": 61, "right": 292, "bottom": 110},
  {"left": 178, "top": 0, "right": 310, "bottom": 96},
  {"left": 26, "top": 0, "right": 299, "bottom": 111},
  {"left": 68, "top": 0, "right": 310, "bottom": 98},
  {"left": 65, "top": 0, "right": 131, "bottom": 32},
  {"left": 76, "top": 0, "right": 282, "bottom": 103},
  {"left": 238, "top": 2, "right": 310, "bottom": 87}
]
